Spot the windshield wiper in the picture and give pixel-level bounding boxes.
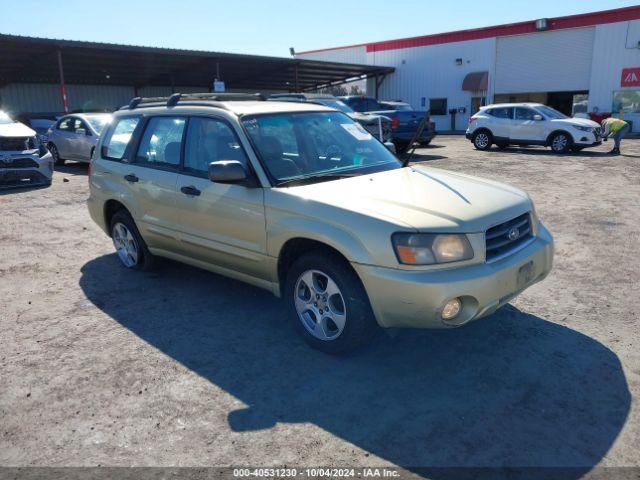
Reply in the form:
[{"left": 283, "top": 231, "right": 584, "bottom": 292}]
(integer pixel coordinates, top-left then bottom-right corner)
[{"left": 275, "top": 172, "right": 360, "bottom": 188}]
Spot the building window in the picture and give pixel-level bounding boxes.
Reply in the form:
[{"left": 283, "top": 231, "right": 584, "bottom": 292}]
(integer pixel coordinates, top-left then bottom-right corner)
[
  {"left": 612, "top": 91, "right": 640, "bottom": 114},
  {"left": 429, "top": 98, "right": 448, "bottom": 115}
]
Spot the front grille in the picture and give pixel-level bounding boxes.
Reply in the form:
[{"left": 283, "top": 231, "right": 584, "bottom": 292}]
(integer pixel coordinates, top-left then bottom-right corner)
[
  {"left": 0, "top": 157, "right": 39, "bottom": 169},
  {"left": 485, "top": 212, "right": 533, "bottom": 262},
  {"left": 0, "top": 136, "right": 34, "bottom": 151}
]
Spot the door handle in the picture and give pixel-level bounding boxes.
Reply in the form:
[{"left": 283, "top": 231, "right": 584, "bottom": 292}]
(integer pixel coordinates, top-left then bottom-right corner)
[
  {"left": 180, "top": 185, "right": 201, "bottom": 196},
  {"left": 124, "top": 174, "right": 139, "bottom": 183}
]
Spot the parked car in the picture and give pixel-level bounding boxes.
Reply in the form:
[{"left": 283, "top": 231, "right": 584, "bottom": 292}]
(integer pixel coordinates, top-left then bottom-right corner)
[
  {"left": 0, "top": 110, "right": 53, "bottom": 189},
  {"left": 269, "top": 93, "right": 393, "bottom": 143},
  {"left": 339, "top": 96, "right": 437, "bottom": 152},
  {"left": 47, "top": 113, "right": 112, "bottom": 165},
  {"left": 466, "top": 103, "right": 602, "bottom": 153},
  {"left": 88, "top": 93, "right": 553, "bottom": 354}
]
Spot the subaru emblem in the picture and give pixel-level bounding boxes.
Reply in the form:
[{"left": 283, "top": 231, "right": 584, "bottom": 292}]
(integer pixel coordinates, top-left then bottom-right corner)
[{"left": 508, "top": 227, "right": 520, "bottom": 241}]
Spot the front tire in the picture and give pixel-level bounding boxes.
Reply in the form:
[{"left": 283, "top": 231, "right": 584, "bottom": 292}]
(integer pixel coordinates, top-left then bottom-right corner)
[
  {"left": 48, "top": 143, "right": 64, "bottom": 166},
  {"left": 285, "top": 252, "right": 378, "bottom": 354},
  {"left": 472, "top": 130, "right": 492, "bottom": 150},
  {"left": 110, "top": 210, "right": 155, "bottom": 270},
  {"left": 550, "top": 132, "right": 572, "bottom": 154}
]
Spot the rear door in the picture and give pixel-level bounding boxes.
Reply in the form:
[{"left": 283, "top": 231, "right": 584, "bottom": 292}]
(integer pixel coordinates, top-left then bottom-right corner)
[
  {"left": 53, "top": 117, "right": 74, "bottom": 157},
  {"left": 486, "top": 107, "right": 514, "bottom": 139},
  {"left": 172, "top": 115, "right": 268, "bottom": 280},
  {"left": 69, "top": 118, "right": 94, "bottom": 161}
]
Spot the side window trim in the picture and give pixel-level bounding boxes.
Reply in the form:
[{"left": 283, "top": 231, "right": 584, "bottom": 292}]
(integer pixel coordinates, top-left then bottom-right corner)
[{"left": 179, "top": 114, "right": 252, "bottom": 180}]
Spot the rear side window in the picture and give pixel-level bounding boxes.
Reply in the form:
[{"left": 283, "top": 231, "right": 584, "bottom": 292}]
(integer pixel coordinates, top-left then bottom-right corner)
[
  {"left": 488, "top": 107, "right": 514, "bottom": 119},
  {"left": 101, "top": 117, "right": 140, "bottom": 160},
  {"left": 183, "top": 117, "right": 248, "bottom": 176},
  {"left": 364, "top": 99, "right": 382, "bottom": 111},
  {"left": 134, "top": 116, "right": 186, "bottom": 168}
]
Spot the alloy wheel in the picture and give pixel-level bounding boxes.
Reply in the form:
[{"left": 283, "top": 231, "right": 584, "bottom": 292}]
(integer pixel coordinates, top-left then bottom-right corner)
[
  {"left": 112, "top": 222, "right": 139, "bottom": 268},
  {"left": 552, "top": 134, "right": 568, "bottom": 152},
  {"left": 475, "top": 133, "right": 489, "bottom": 149},
  {"left": 294, "top": 269, "right": 347, "bottom": 341}
]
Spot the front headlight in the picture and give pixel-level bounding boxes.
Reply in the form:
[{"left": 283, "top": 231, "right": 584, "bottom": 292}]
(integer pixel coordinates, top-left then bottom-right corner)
[
  {"left": 573, "top": 125, "right": 592, "bottom": 132},
  {"left": 392, "top": 233, "right": 474, "bottom": 265}
]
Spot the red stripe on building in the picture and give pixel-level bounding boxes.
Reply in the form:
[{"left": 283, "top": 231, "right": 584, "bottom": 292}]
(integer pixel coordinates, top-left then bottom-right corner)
[{"left": 298, "top": 6, "right": 640, "bottom": 55}]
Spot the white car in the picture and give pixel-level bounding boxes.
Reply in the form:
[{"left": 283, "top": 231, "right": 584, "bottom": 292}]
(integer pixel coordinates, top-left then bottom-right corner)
[
  {"left": 46, "top": 113, "right": 112, "bottom": 165},
  {"left": 0, "top": 110, "right": 53, "bottom": 189},
  {"left": 466, "top": 103, "right": 602, "bottom": 153}
]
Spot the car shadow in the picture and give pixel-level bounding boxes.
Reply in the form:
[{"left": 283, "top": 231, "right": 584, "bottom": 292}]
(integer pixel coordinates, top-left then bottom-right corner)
[
  {"left": 490, "top": 146, "right": 612, "bottom": 158},
  {"left": 55, "top": 163, "right": 89, "bottom": 175},
  {"left": 79, "top": 254, "right": 630, "bottom": 478}
]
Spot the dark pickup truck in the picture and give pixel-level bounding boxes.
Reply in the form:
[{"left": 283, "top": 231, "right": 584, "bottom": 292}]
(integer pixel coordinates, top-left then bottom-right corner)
[{"left": 339, "top": 96, "right": 436, "bottom": 152}]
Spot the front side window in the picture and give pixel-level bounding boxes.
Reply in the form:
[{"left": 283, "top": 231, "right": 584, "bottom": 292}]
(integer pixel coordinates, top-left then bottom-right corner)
[
  {"left": 535, "top": 106, "right": 567, "bottom": 119},
  {"left": 58, "top": 118, "right": 73, "bottom": 131},
  {"left": 243, "top": 111, "right": 401, "bottom": 185},
  {"left": 515, "top": 108, "right": 536, "bottom": 120},
  {"left": 429, "top": 98, "right": 447, "bottom": 115},
  {"left": 183, "top": 117, "right": 248, "bottom": 176},
  {"left": 135, "top": 117, "right": 185, "bottom": 168},
  {"left": 102, "top": 117, "right": 140, "bottom": 160}
]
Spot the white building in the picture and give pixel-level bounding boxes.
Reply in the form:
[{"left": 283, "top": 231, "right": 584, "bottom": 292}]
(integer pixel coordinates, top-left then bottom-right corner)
[{"left": 297, "top": 6, "right": 640, "bottom": 132}]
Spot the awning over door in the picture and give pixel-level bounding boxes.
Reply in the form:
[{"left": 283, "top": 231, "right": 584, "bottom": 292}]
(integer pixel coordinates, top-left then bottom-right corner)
[{"left": 462, "top": 71, "right": 489, "bottom": 91}]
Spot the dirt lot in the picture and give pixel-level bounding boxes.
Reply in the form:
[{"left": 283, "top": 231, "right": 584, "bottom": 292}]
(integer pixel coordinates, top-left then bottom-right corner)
[{"left": 1, "top": 136, "right": 639, "bottom": 477}]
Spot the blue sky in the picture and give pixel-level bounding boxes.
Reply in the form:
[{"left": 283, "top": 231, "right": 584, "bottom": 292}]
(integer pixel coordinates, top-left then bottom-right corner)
[{"left": 0, "top": 0, "right": 638, "bottom": 57}]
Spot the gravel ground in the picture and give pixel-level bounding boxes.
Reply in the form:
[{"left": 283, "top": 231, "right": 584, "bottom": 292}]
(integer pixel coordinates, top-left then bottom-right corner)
[{"left": 1, "top": 136, "right": 638, "bottom": 478}]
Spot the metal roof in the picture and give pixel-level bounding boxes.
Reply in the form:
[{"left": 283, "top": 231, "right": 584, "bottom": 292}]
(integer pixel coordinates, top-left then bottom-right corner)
[{"left": 0, "top": 33, "right": 394, "bottom": 91}]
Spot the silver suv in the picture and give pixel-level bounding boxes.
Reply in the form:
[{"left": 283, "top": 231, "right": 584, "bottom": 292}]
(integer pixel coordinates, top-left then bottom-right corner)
[{"left": 88, "top": 93, "right": 553, "bottom": 353}]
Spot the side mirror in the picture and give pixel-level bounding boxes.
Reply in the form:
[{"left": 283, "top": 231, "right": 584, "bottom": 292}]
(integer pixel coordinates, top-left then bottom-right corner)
[
  {"left": 533, "top": 114, "right": 543, "bottom": 121},
  {"left": 384, "top": 142, "right": 397, "bottom": 154},
  {"left": 208, "top": 160, "right": 248, "bottom": 184},
  {"left": 76, "top": 128, "right": 86, "bottom": 136}
]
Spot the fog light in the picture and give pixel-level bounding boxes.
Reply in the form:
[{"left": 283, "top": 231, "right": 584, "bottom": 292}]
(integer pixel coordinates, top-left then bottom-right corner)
[{"left": 442, "top": 298, "right": 462, "bottom": 320}]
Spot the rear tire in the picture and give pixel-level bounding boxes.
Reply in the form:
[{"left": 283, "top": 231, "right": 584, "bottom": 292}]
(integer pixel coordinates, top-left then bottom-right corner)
[
  {"left": 49, "top": 143, "right": 64, "bottom": 166},
  {"left": 110, "top": 210, "right": 155, "bottom": 271},
  {"left": 472, "top": 130, "right": 492, "bottom": 151},
  {"left": 285, "top": 251, "right": 378, "bottom": 354},
  {"left": 550, "top": 132, "right": 572, "bottom": 154}
]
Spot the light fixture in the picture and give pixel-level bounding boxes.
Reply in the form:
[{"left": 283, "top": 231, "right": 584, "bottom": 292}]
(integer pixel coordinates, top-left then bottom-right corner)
[
  {"left": 455, "top": 58, "right": 463, "bottom": 66},
  {"left": 442, "top": 298, "right": 462, "bottom": 321},
  {"left": 535, "top": 18, "right": 548, "bottom": 31}
]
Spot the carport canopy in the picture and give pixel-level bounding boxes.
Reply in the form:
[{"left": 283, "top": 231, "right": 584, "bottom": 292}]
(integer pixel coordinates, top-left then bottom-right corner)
[{"left": 0, "top": 33, "right": 394, "bottom": 92}]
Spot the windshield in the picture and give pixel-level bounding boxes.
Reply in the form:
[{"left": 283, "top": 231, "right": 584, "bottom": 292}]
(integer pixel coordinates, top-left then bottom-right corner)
[
  {"left": 0, "top": 111, "right": 14, "bottom": 124},
  {"left": 85, "top": 115, "right": 112, "bottom": 133},
  {"left": 242, "top": 111, "right": 401, "bottom": 186},
  {"left": 535, "top": 106, "right": 568, "bottom": 119},
  {"left": 313, "top": 99, "right": 354, "bottom": 113}
]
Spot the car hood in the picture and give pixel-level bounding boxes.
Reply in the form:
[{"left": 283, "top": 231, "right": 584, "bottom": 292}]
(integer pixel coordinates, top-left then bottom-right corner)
[
  {"left": 282, "top": 165, "right": 532, "bottom": 232},
  {"left": 0, "top": 122, "right": 36, "bottom": 138},
  {"left": 347, "top": 112, "right": 391, "bottom": 124},
  {"left": 553, "top": 117, "right": 600, "bottom": 128}
]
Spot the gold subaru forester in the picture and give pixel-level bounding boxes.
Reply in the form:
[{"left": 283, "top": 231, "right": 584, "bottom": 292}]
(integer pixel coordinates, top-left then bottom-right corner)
[{"left": 88, "top": 93, "right": 553, "bottom": 353}]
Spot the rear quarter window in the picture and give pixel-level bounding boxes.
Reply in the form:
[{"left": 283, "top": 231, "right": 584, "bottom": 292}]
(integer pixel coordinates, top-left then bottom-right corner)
[{"left": 101, "top": 117, "right": 141, "bottom": 160}]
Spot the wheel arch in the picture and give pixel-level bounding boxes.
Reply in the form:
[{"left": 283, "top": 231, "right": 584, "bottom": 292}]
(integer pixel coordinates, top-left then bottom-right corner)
[
  {"left": 277, "top": 237, "right": 359, "bottom": 297},
  {"left": 546, "top": 129, "right": 573, "bottom": 146},
  {"left": 104, "top": 199, "right": 130, "bottom": 237}
]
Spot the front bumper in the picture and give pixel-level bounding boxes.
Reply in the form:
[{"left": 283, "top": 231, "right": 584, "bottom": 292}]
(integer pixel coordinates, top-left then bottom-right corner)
[
  {"left": 353, "top": 224, "right": 554, "bottom": 329},
  {"left": 572, "top": 130, "right": 601, "bottom": 147},
  {"left": 0, "top": 152, "right": 53, "bottom": 189}
]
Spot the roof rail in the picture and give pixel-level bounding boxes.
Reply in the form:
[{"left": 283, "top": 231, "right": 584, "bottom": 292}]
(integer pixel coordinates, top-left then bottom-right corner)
[{"left": 121, "top": 92, "right": 266, "bottom": 110}]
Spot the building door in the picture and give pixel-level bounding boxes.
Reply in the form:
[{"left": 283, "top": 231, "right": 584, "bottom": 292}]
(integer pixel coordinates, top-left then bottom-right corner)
[{"left": 471, "top": 96, "right": 486, "bottom": 115}]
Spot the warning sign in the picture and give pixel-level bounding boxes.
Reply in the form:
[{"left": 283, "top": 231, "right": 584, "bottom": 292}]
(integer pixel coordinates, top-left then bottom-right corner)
[{"left": 621, "top": 68, "right": 640, "bottom": 87}]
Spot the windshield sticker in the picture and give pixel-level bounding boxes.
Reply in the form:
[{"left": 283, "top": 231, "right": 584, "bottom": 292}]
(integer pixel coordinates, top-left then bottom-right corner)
[{"left": 340, "top": 123, "right": 372, "bottom": 141}]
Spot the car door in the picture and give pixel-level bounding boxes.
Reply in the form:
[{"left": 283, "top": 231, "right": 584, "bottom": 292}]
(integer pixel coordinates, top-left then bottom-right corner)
[
  {"left": 487, "top": 107, "right": 514, "bottom": 140},
  {"left": 53, "top": 117, "right": 74, "bottom": 157},
  {"left": 172, "top": 115, "right": 268, "bottom": 281},
  {"left": 112, "top": 115, "right": 185, "bottom": 252},
  {"left": 511, "top": 107, "right": 543, "bottom": 142},
  {"left": 69, "top": 118, "right": 94, "bottom": 161}
]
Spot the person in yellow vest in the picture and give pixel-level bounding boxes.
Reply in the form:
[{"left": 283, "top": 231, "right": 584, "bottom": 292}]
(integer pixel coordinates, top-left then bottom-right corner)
[{"left": 601, "top": 117, "right": 630, "bottom": 155}]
